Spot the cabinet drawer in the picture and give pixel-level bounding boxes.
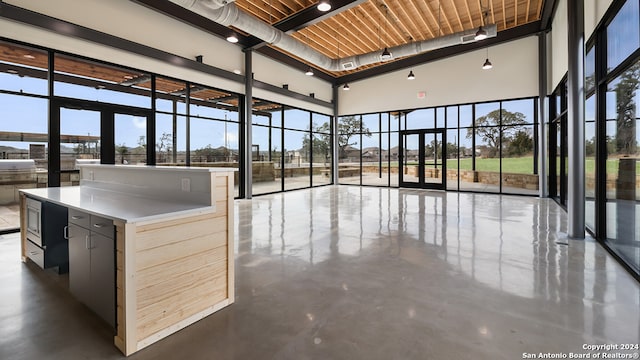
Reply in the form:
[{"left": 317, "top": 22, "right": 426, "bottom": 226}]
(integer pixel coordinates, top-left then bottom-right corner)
[
  {"left": 90, "top": 215, "right": 114, "bottom": 239},
  {"left": 26, "top": 240, "right": 44, "bottom": 269},
  {"left": 69, "top": 208, "right": 90, "bottom": 228}
]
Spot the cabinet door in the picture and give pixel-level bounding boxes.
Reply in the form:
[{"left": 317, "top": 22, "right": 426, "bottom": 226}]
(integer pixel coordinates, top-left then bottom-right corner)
[
  {"left": 68, "top": 224, "right": 91, "bottom": 306},
  {"left": 90, "top": 232, "right": 115, "bottom": 329}
]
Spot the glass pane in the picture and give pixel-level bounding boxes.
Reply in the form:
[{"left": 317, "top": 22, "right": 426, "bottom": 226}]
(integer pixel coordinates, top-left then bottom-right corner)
[
  {"left": 55, "top": 54, "right": 151, "bottom": 108},
  {"left": 405, "top": 108, "right": 434, "bottom": 130},
  {"left": 338, "top": 116, "right": 360, "bottom": 185},
  {"left": 362, "top": 132, "right": 384, "bottom": 186},
  {"left": 586, "top": 46, "right": 596, "bottom": 92},
  {"left": 389, "top": 132, "right": 399, "bottom": 187},
  {"left": 0, "top": 41, "right": 48, "bottom": 95},
  {"left": 474, "top": 127, "right": 500, "bottom": 193},
  {"left": 501, "top": 125, "right": 537, "bottom": 195},
  {"left": 446, "top": 129, "right": 459, "bottom": 191},
  {"left": 60, "top": 108, "right": 101, "bottom": 186},
  {"left": 155, "top": 113, "right": 186, "bottom": 165},
  {"left": 114, "top": 114, "right": 147, "bottom": 165},
  {"left": 362, "top": 113, "right": 379, "bottom": 133},
  {"left": 606, "top": 0, "right": 640, "bottom": 72},
  {"left": 0, "top": 94, "right": 48, "bottom": 230},
  {"left": 501, "top": 99, "right": 535, "bottom": 125},
  {"left": 459, "top": 105, "right": 473, "bottom": 128},
  {"left": 423, "top": 132, "right": 443, "bottom": 185},
  {"left": 458, "top": 126, "right": 475, "bottom": 191},
  {"left": 284, "top": 129, "right": 310, "bottom": 190},
  {"left": 155, "top": 77, "right": 187, "bottom": 114},
  {"left": 253, "top": 125, "right": 279, "bottom": 195},
  {"left": 585, "top": 95, "right": 596, "bottom": 231},
  {"left": 310, "top": 112, "right": 331, "bottom": 186},
  {"left": 402, "top": 133, "right": 419, "bottom": 184},
  {"left": 284, "top": 107, "right": 310, "bottom": 130},
  {"left": 436, "top": 107, "right": 445, "bottom": 128},
  {"left": 446, "top": 106, "right": 458, "bottom": 128},
  {"left": 604, "top": 60, "right": 640, "bottom": 273}
]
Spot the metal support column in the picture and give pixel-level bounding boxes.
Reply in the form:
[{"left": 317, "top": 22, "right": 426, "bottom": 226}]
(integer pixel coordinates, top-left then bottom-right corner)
[
  {"left": 244, "top": 49, "right": 253, "bottom": 199},
  {"left": 331, "top": 85, "right": 339, "bottom": 185},
  {"left": 538, "top": 32, "right": 548, "bottom": 197},
  {"left": 567, "top": 0, "right": 585, "bottom": 239}
]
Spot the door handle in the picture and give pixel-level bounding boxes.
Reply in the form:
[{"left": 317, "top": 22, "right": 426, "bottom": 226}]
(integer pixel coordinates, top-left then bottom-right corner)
[
  {"left": 85, "top": 235, "right": 92, "bottom": 249},
  {"left": 63, "top": 226, "right": 69, "bottom": 240},
  {"left": 93, "top": 223, "right": 106, "bottom": 229},
  {"left": 71, "top": 215, "right": 83, "bottom": 220}
]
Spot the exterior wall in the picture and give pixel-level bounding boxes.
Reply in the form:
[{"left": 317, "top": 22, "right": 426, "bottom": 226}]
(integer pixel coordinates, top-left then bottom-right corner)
[{"left": 338, "top": 36, "right": 539, "bottom": 115}]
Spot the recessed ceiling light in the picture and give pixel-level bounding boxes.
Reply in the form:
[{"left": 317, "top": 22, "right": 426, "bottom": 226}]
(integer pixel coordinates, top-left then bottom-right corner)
[
  {"left": 23, "top": 54, "right": 35, "bottom": 59},
  {"left": 123, "top": 75, "right": 134, "bottom": 80},
  {"left": 317, "top": 0, "right": 331, "bottom": 12},
  {"left": 226, "top": 34, "right": 239, "bottom": 43},
  {"left": 233, "top": 69, "right": 242, "bottom": 75},
  {"left": 7, "top": 69, "right": 18, "bottom": 74}
]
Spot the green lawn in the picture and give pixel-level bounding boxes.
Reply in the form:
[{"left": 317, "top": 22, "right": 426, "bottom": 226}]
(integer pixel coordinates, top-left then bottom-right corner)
[{"left": 367, "top": 156, "right": 639, "bottom": 175}]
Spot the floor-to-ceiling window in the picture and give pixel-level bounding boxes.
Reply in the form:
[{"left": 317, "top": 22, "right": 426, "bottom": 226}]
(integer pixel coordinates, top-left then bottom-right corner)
[
  {"left": 341, "top": 98, "right": 538, "bottom": 195},
  {"left": 252, "top": 99, "right": 332, "bottom": 195},
  {"left": 0, "top": 39, "right": 243, "bottom": 230},
  {"left": 581, "top": 0, "right": 640, "bottom": 277}
]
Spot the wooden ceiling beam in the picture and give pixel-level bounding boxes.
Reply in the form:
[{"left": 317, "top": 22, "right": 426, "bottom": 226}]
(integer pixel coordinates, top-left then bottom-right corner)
[
  {"left": 329, "top": 14, "right": 378, "bottom": 54},
  {"left": 464, "top": 0, "right": 474, "bottom": 28},
  {"left": 381, "top": 0, "right": 416, "bottom": 44},
  {"left": 371, "top": 2, "right": 406, "bottom": 46},
  {"left": 502, "top": 0, "right": 507, "bottom": 29},
  {"left": 452, "top": 0, "right": 465, "bottom": 31},
  {"left": 514, "top": 0, "right": 518, "bottom": 26},
  {"left": 405, "top": 0, "right": 435, "bottom": 39},
  {"left": 423, "top": 0, "right": 453, "bottom": 35},
  {"left": 394, "top": 1, "right": 425, "bottom": 41}
]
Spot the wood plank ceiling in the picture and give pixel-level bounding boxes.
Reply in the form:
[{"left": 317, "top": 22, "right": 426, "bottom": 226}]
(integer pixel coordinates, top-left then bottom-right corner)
[{"left": 233, "top": 0, "right": 544, "bottom": 76}]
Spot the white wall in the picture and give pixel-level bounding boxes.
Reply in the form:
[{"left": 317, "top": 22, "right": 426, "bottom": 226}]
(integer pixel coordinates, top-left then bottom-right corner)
[
  {"left": 339, "top": 36, "right": 539, "bottom": 115},
  {"left": 585, "top": 0, "right": 614, "bottom": 40},
  {"left": 253, "top": 53, "right": 333, "bottom": 113},
  {"left": 549, "top": 0, "right": 568, "bottom": 93},
  {"left": 548, "top": 0, "right": 614, "bottom": 93}
]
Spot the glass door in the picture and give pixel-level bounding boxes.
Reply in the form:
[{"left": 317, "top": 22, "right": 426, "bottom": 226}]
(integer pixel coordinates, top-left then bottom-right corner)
[
  {"left": 423, "top": 130, "right": 445, "bottom": 190},
  {"left": 51, "top": 101, "right": 152, "bottom": 186},
  {"left": 399, "top": 129, "right": 446, "bottom": 189},
  {"left": 59, "top": 107, "right": 101, "bottom": 187}
]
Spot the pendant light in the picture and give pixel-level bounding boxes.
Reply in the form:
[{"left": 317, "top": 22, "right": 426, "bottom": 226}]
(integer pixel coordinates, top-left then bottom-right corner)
[
  {"left": 482, "top": 47, "right": 492, "bottom": 70},
  {"left": 379, "top": 6, "right": 392, "bottom": 61},
  {"left": 305, "top": 67, "right": 314, "bottom": 76},
  {"left": 407, "top": 70, "right": 415, "bottom": 80},
  {"left": 343, "top": 83, "right": 350, "bottom": 90},
  {"left": 475, "top": 27, "right": 487, "bottom": 41},
  {"left": 317, "top": 0, "right": 331, "bottom": 12},
  {"left": 226, "top": 33, "right": 239, "bottom": 43}
]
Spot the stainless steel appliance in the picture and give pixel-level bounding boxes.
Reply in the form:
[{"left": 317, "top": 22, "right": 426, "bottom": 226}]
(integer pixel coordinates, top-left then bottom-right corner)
[{"left": 24, "top": 197, "right": 69, "bottom": 273}]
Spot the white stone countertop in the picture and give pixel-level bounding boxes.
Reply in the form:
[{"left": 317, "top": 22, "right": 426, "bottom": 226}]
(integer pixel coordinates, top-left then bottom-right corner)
[{"left": 20, "top": 186, "right": 215, "bottom": 223}]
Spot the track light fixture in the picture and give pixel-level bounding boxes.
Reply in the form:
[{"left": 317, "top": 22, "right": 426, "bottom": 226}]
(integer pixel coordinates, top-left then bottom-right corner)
[
  {"left": 317, "top": 0, "right": 331, "bottom": 12},
  {"left": 407, "top": 70, "right": 415, "bottom": 80},
  {"left": 343, "top": 83, "right": 350, "bottom": 90},
  {"left": 305, "top": 67, "right": 314, "bottom": 76}
]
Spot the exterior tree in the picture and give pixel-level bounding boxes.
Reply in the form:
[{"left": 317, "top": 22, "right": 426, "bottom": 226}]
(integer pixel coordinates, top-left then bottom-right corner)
[
  {"left": 156, "top": 132, "right": 173, "bottom": 163},
  {"left": 466, "top": 109, "right": 527, "bottom": 158},
  {"left": 116, "top": 144, "right": 129, "bottom": 164},
  {"left": 312, "top": 117, "right": 372, "bottom": 160},
  {"left": 506, "top": 129, "right": 533, "bottom": 156},
  {"left": 614, "top": 62, "right": 640, "bottom": 155}
]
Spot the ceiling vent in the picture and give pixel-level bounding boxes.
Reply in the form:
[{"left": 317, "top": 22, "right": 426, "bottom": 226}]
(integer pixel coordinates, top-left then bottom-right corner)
[{"left": 168, "top": 0, "right": 497, "bottom": 72}]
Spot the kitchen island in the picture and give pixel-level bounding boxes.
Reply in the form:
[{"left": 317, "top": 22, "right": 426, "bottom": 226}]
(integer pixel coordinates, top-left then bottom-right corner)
[{"left": 20, "top": 165, "right": 235, "bottom": 356}]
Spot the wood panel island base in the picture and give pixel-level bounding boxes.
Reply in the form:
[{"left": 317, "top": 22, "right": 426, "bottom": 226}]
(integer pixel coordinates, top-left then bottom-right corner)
[{"left": 20, "top": 165, "right": 235, "bottom": 356}]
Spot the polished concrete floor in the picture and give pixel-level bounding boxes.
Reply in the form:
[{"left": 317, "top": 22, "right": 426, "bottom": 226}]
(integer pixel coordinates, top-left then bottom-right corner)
[{"left": 1, "top": 186, "right": 638, "bottom": 360}]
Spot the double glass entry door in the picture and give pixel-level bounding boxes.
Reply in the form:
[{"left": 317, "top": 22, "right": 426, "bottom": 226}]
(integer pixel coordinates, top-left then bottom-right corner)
[
  {"left": 51, "top": 100, "right": 153, "bottom": 187},
  {"left": 399, "top": 129, "right": 446, "bottom": 190}
]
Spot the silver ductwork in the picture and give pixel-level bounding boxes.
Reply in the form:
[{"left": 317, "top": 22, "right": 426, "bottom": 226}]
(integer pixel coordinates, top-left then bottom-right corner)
[{"left": 169, "top": 0, "right": 497, "bottom": 72}]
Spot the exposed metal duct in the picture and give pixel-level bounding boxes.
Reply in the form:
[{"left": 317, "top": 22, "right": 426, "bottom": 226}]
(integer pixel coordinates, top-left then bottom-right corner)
[{"left": 169, "top": 0, "right": 497, "bottom": 72}]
